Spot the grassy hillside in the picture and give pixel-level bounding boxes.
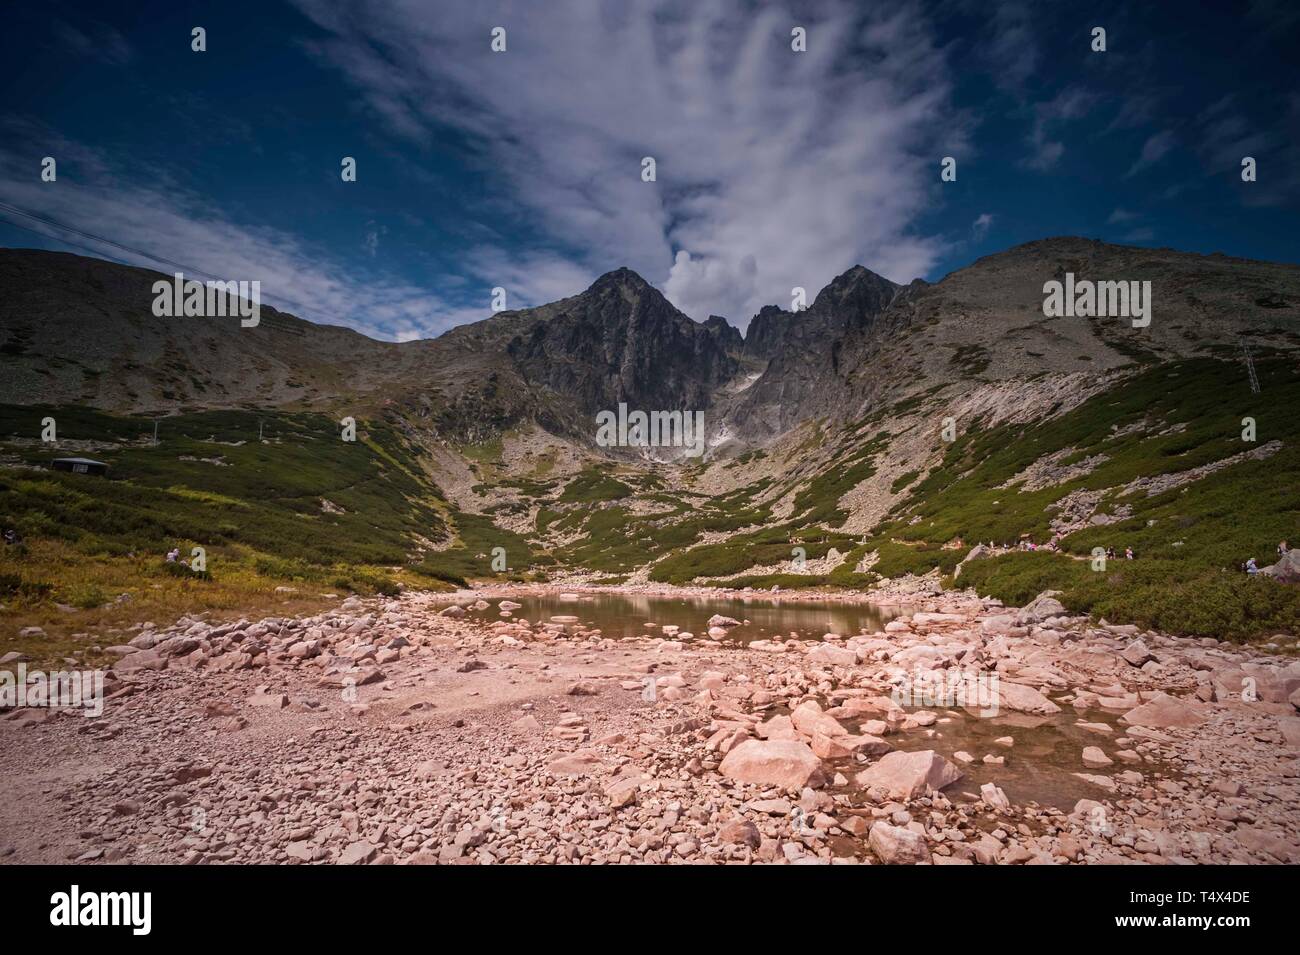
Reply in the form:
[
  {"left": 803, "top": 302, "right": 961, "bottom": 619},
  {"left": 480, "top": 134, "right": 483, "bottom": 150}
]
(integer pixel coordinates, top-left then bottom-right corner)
[
  {"left": 0, "top": 405, "right": 545, "bottom": 659},
  {"left": 3, "top": 353, "right": 1297, "bottom": 651}
]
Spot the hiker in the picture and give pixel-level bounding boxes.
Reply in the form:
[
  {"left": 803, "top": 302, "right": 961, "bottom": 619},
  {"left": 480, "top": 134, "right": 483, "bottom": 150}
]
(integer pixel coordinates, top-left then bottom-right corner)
[
  {"left": 2, "top": 528, "right": 18, "bottom": 546},
  {"left": 1106, "top": 547, "right": 1116, "bottom": 561},
  {"left": 166, "top": 547, "right": 180, "bottom": 563},
  {"left": 1125, "top": 547, "right": 1134, "bottom": 560},
  {"left": 1246, "top": 557, "right": 1259, "bottom": 575}
]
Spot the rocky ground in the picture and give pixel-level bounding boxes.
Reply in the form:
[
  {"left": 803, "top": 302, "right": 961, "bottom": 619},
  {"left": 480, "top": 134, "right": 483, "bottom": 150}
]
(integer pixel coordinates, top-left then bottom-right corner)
[{"left": 1, "top": 585, "right": 1297, "bottom": 865}]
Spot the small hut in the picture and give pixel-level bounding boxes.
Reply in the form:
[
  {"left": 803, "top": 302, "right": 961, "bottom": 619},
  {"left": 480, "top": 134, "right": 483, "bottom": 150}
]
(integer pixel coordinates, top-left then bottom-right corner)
[{"left": 51, "top": 457, "right": 109, "bottom": 477}]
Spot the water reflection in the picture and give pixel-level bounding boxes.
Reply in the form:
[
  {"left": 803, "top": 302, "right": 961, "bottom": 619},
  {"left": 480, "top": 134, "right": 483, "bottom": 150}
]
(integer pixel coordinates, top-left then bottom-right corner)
[{"left": 465, "top": 592, "right": 897, "bottom": 643}]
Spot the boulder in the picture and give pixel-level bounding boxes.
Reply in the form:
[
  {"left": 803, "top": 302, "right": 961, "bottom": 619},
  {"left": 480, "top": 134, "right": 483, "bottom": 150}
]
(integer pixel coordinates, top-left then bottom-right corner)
[
  {"left": 869, "top": 822, "right": 930, "bottom": 864},
  {"left": 547, "top": 750, "right": 608, "bottom": 776},
  {"left": 1082, "top": 746, "right": 1113, "bottom": 768},
  {"left": 719, "top": 740, "right": 825, "bottom": 790},
  {"left": 112, "top": 649, "right": 166, "bottom": 674},
  {"left": 991, "top": 681, "right": 1061, "bottom": 715},
  {"left": 790, "top": 700, "right": 849, "bottom": 739},
  {"left": 807, "top": 643, "right": 858, "bottom": 667},
  {"left": 1017, "top": 591, "right": 1066, "bottom": 624},
  {"left": 1261, "top": 548, "right": 1300, "bottom": 583},
  {"left": 1121, "top": 693, "right": 1207, "bottom": 729},
  {"left": 854, "top": 750, "right": 963, "bottom": 799},
  {"left": 1120, "top": 640, "right": 1155, "bottom": 667},
  {"left": 718, "top": 819, "right": 762, "bottom": 849}
]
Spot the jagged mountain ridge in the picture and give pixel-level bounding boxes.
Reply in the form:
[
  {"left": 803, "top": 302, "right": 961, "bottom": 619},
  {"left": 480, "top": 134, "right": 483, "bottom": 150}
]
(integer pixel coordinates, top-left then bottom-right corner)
[{"left": 2, "top": 240, "right": 1298, "bottom": 452}]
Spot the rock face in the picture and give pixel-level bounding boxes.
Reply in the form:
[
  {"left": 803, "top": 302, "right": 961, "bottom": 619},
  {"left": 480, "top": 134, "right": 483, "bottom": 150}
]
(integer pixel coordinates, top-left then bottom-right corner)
[
  {"left": 854, "top": 750, "right": 963, "bottom": 799},
  {"left": 727, "top": 265, "right": 904, "bottom": 440},
  {"left": 719, "top": 740, "right": 825, "bottom": 790},
  {"left": 0, "top": 253, "right": 738, "bottom": 444},
  {"left": 494, "top": 267, "right": 739, "bottom": 423}
]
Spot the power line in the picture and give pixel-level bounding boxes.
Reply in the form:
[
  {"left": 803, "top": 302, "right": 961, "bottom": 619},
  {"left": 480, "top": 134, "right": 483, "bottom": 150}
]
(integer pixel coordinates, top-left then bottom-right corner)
[{"left": 0, "top": 199, "right": 226, "bottom": 283}]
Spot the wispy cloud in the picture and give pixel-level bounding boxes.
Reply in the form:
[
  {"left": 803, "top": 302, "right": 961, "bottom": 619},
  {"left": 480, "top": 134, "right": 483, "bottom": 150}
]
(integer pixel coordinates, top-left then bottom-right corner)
[
  {"left": 52, "top": 18, "right": 133, "bottom": 66},
  {"left": 0, "top": 121, "right": 459, "bottom": 341},
  {"left": 971, "top": 212, "right": 994, "bottom": 240},
  {"left": 1022, "top": 86, "right": 1095, "bottom": 171},
  {"left": 292, "top": 0, "right": 965, "bottom": 327},
  {"left": 1125, "top": 129, "right": 1176, "bottom": 177}
]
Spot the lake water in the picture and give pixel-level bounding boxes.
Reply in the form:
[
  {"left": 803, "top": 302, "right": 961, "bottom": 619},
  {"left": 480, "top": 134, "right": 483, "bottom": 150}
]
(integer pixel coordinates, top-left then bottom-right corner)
[{"left": 464, "top": 591, "right": 898, "bottom": 643}]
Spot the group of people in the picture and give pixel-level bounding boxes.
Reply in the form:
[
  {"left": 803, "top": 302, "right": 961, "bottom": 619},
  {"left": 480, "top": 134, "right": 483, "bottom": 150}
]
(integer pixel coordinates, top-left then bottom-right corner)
[
  {"left": 164, "top": 546, "right": 192, "bottom": 569},
  {"left": 1245, "top": 540, "right": 1288, "bottom": 575}
]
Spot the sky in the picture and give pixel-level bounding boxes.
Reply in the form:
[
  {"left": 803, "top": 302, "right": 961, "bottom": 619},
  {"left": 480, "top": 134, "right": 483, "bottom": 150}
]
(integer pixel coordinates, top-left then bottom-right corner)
[{"left": 1, "top": 0, "right": 1297, "bottom": 341}]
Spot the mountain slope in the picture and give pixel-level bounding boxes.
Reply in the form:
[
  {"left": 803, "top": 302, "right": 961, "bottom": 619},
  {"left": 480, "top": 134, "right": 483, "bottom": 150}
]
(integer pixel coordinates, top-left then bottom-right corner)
[{"left": 3, "top": 239, "right": 1299, "bottom": 640}]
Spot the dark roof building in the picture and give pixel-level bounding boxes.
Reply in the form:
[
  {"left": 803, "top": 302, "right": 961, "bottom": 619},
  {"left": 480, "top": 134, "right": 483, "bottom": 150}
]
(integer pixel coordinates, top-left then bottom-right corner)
[{"left": 51, "top": 457, "right": 109, "bottom": 476}]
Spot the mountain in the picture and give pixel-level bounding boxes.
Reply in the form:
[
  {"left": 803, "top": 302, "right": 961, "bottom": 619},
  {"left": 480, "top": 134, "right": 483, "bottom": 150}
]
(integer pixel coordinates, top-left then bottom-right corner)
[
  {"left": 0, "top": 251, "right": 737, "bottom": 445},
  {"left": 2, "top": 239, "right": 1299, "bottom": 640}
]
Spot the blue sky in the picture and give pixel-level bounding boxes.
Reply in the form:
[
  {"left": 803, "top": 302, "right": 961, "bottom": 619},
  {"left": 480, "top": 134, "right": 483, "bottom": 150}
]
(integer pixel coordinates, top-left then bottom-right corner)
[{"left": 1, "top": 0, "right": 1297, "bottom": 340}]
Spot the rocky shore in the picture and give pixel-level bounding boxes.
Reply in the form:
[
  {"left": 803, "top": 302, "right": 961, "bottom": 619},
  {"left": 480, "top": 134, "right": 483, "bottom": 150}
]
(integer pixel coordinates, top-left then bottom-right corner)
[{"left": 2, "top": 585, "right": 1297, "bottom": 865}]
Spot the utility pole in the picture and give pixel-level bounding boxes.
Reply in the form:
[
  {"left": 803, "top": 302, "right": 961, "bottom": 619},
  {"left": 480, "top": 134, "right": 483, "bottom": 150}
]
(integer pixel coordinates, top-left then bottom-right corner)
[{"left": 1241, "top": 338, "right": 1260, "bottom": 395}]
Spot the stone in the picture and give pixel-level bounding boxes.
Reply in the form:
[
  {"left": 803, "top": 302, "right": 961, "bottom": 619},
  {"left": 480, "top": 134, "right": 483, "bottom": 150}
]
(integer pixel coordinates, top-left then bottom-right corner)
[
  {"left": 790, "top": 700, "right": 849, "bottom": 739},
  {"left": 1121, "top": 640, "right": 1156, "bottom": 667},
  {"left": 1082, "top": 746, "right": 1113, "bottom": 768},
  {"left": 718, "top": 819, "right": 762, "bottom": 849},
  {"left": 338, "top": 840, "right": 378, "bottom": 865},
  {"left": 980, "top": 783, "right": 1011, "bottom": 811},
  {"left": 1261, "top": 548, "right": 1300, "bottom": 584},
  {"left": 1121, "top": 693, "right": 1207, "bottom": 729},
  {"left": 807, "top": 643, "right": 858, "bottom": 667},
  {"left": 510, "top": 715, "right": 542, "bottom": 734},
  {"left": 547, "top": 750, "right": 607, "bottom": 776},
  {"left": 992, "top": 681, "right": 1061, "bottom": 716},
  {"left": 112, "top": 649, "right": 166, "bottom": 674},
  {"left": 869, "top": 822, "right": 930, "bottom": 865},
  {"left": 853, "top": 750, "right": 963, "bottom": 799},
  {"left": 719, "top": 740, "right": 825, "bottom": 790},
  {"left": 248, "top": 692, "right": 288, "bottom": 709}
]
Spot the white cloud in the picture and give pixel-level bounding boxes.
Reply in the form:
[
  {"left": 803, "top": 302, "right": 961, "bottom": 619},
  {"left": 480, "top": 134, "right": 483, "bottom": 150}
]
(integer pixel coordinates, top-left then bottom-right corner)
[
  {"left": 1022, "top": 86, "right": 1096, "bottom": 171},
  {"left": 0, "top": 123, "right": 458, "bottom": 341},
  {"left": 292, "top": 0, "right": 964, "bottom": 328},
  {"left": 1125, "top": 129, "right": 1176, "bottom": 177},
  {"left": 970, "top": 212, "right": 994, "bottom": 240}
]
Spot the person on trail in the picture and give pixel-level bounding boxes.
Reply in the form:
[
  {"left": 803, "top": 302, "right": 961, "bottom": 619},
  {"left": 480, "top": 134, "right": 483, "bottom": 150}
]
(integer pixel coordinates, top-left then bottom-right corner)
[
  {"left": 1246, "top": 557, "right": 1259, "bottom": 575},
  {"left": 1106, "top": 547, "right": 1116, "bottom": 561},
  {"left": 166, "top": 547, "right": 180, "bottom": 563},
  {"left": 1125, "top": 547, "right": 1134, "bottom": 560}
]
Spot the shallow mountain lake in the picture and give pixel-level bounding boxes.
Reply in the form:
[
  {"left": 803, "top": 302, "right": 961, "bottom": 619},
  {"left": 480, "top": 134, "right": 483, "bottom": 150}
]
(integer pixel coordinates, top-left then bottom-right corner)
[
  {"left": 464, "top": 591, "right": 898, "bottom": 643},
  {"left": 844, "top": 707, "right": 1149, "bottom": 811}
]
